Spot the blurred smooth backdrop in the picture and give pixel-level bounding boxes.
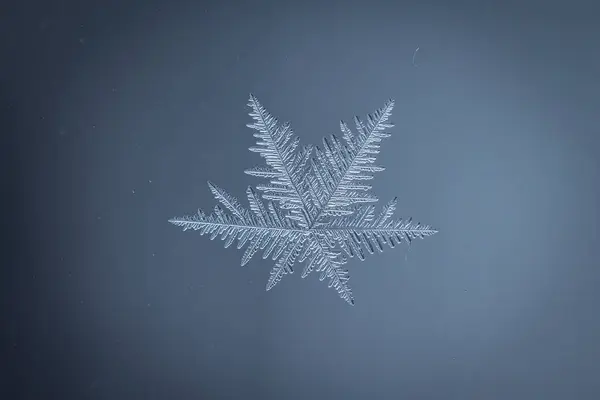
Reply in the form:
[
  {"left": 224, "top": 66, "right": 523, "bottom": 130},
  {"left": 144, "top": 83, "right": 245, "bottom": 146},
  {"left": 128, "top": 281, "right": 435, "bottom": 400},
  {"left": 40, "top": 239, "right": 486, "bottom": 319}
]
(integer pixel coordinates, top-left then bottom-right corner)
[{"left": 2, "top": 0, "right": 599, "bottom": 399}]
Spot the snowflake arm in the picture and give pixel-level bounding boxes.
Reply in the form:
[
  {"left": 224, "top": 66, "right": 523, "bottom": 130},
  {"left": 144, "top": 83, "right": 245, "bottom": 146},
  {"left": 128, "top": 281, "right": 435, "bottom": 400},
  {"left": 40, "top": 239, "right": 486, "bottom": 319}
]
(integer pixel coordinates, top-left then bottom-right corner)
[
  {"left": 300, "top": 237, "right": 354, "bottom": 305},
  {"left": 307, "top": 100, "right": 395, "bottom": 219},
  {"left": 265, "top": 236, "right": 307, "bottom": 292},
  {"left": 313, "top": 198, "right": 438, "bottom": 260},
  {"left": 168, "top": 182, "right": 305, "bottom": 267},
  {"left": 245, "top": 95, "right": 316, "bottom": 227}
]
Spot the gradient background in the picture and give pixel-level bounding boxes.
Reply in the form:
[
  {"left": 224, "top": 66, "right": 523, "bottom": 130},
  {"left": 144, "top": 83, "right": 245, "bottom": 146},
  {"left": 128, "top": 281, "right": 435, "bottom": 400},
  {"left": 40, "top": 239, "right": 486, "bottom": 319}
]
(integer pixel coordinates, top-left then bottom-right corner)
[{"left": 2, "top": 0, "right": 599, "bottom": 399}]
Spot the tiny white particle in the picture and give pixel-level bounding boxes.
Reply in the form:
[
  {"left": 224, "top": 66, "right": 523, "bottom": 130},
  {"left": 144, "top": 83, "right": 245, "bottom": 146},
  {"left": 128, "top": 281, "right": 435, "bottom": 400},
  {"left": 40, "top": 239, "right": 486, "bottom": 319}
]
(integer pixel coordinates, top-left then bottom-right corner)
[{"left": 412, "top": 47, "right": 420, "bottom": 67}]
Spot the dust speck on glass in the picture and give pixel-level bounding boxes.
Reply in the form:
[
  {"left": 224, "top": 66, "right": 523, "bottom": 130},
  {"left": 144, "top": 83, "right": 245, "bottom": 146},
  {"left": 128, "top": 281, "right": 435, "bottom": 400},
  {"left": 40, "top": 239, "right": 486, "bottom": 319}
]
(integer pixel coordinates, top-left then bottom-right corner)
[{"left": 169, "top": 95, "right": 437, "bottom": 305}]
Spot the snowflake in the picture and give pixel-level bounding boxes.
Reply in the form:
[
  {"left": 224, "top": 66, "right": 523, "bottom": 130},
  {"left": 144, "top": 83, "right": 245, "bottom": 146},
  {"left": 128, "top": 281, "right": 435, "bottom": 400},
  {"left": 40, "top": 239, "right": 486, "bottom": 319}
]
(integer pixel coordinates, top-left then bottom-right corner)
[{"left": 169, "top": 95, "right": 437, "bottom": 305}]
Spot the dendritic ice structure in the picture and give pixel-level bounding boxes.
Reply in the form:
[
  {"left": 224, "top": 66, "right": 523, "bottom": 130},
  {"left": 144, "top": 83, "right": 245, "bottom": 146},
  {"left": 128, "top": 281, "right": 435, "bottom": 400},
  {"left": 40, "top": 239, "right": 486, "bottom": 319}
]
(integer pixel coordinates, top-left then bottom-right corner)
[{"left": 169, "top": 95, "right": 437, "bottom": 305}]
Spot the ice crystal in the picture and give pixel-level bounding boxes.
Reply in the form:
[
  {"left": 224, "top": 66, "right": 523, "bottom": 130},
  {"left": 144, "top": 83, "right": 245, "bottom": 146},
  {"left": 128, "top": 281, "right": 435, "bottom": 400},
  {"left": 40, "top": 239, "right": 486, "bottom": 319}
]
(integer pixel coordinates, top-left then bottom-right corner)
[{"left": 169, "top": 95, "right": 437, "bottom": 305}]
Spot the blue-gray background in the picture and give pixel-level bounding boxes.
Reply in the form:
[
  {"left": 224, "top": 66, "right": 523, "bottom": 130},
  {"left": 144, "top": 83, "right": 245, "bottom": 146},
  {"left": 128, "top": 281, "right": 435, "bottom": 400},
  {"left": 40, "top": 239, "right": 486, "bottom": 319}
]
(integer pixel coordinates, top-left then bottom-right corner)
[{"left": 2, "top": 0, "right": 599, "bottom": 399}]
